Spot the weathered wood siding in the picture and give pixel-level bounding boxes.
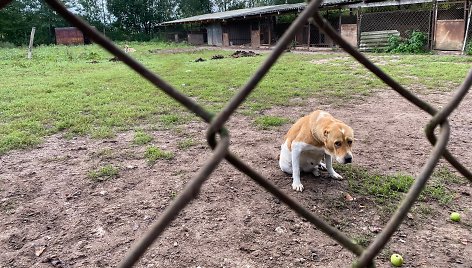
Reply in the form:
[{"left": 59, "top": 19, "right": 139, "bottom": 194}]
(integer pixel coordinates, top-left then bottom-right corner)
[
  {"left": 187, "top": 33, "right": 204, "bottom": 45},
  {"left": 55, "top": 27, "right": 84, "bottom": 45},
  {"left": 359, "top": 30, "right": 399, "bottom": 51}
]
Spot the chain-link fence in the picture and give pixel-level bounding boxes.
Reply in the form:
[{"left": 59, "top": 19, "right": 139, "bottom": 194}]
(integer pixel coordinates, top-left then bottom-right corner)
[
  {"left": 1, "top": 0, "right": 471, "bottom": 267},
  {"left": 356, "top": 1, "right": 470, "bottom": 51},
  {"left": 434, "top": 1, "right": 467, "bottom": 50},
  {"left": 437, "top": 1, "right": 465, "bottom": 20},
  {"left": 360, "top": 7, "right": 432, "bottom": 38}
]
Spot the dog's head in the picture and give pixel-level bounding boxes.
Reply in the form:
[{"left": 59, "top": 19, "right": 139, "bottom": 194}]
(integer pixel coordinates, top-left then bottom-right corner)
[{"left": 323, "top": 122, "right": 354, "bottom": 164}]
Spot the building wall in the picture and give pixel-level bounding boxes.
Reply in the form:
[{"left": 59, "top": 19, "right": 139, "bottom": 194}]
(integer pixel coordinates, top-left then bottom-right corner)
[
  {"left": 188, "top": 33, "right": 205, "bottom": 45},
  {"left": 226, "top": 21, "right": 252, "bottom": 46},
  {"left": 55, "top": 27, "right": 84, "bottom": 45}
]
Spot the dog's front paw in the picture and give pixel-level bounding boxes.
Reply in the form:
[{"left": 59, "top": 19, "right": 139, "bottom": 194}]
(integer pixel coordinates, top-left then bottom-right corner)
[
  {"left": 292, "top": 182, "right": 304, "bottom": 192},
  {"left": 329, "top": 171, "right": 343, "bottom": 180}
]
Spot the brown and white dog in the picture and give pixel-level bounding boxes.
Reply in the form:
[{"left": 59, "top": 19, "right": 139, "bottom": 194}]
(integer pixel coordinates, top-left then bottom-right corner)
[{"left": 279, "top": 110, "right": 354, "bottom": 191}]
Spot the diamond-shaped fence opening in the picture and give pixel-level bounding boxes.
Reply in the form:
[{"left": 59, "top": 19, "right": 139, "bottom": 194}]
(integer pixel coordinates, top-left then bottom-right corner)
[{"left": 1, "top": 0, "right": 471, "bottom": 267}]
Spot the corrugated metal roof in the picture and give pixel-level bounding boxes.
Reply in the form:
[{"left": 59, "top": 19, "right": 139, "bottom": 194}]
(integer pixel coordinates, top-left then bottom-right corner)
[
  {"left": 160, "top": 0, "right": 364, "bottom": 25},
  {"left": 346, "top": 0, "right": 442, "bottom": 8},
  {"left": 55, "top": 27, "right": 85, "bottom": 45},
  {"left": 160, "top": 0, "right": 444, "bottom": 25},
  {"left": 323, "top": 0, "right": 361, "bottom": 5},
  {"left": 161, "top": 3, "right": 306, "bottom": 25}
]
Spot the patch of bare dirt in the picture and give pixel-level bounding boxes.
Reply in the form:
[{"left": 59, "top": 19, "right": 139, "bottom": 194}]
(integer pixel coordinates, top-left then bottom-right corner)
[
  {"left": 309, "top": 57, "right": 350, "bottom": 64},
  {"left": 1, "top": 89, "right": 471, "bottom": 268},
  {"left": 148, "top": 47, "right": 208, "bottom": 54}
]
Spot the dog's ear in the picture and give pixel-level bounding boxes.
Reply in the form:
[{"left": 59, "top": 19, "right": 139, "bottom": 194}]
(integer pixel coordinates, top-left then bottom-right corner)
[
  {"left": 323, "top": 129, "right": 330, "bottom": 144},
  {"left": 324, "top": 129, "right": 329, "bottom": 137}
]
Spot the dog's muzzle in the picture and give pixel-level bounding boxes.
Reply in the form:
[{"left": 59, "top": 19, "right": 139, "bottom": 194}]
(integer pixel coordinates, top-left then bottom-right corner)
[
  {"left": 337, "top": 154, "right": 352, "bottom": 164},
  {"left": 344, "top": 155, "right": 352, "bottom": 163}
]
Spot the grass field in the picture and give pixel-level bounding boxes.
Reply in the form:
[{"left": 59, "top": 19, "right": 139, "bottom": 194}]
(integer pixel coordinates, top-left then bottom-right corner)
[{"left": 1, "top": 42, "right": 471, "bottom": 155}]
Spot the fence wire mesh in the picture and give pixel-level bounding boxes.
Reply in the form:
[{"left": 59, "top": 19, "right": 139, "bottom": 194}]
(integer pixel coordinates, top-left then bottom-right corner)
[
  {"left": 437, "top": 1, "right": 465, "bottom": 20},
  {"left": 2, "top": 0, "right": 472, "bottom": 267},
  {"left": 360, "top": 8, "right": 432, "bottom": 37}
]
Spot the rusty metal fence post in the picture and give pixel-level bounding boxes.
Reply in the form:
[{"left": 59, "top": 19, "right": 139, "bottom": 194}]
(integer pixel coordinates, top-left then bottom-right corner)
[{"left": 1, "top": 0, "right": 471, "bottom": 267}]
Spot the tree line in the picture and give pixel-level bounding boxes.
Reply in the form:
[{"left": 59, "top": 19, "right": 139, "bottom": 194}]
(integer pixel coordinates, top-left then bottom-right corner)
[{"left": 0, "top": 0, "right": 303, "bottom": 46}]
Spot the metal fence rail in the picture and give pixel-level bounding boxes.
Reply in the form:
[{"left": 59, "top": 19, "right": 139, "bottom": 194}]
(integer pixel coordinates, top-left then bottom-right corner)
[{"left": 2, "top": 0, "right": 471, "bottom": 267}]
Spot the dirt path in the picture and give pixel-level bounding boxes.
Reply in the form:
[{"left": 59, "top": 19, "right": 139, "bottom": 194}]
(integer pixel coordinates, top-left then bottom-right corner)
[{"left": 1, "top": 89, "right": 471, "bottom": 268}]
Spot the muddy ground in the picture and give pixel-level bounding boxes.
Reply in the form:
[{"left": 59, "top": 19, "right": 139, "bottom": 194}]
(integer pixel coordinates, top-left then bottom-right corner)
[{"left": 1, "top": 82, "right": 472, "bottom": 267}]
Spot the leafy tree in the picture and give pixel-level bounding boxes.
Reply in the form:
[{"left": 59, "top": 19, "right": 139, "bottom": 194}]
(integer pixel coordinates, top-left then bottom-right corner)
[
  {"left": 107, "top": 0, "right": 175, "bottom": 40},
  {"left": 0, "top": 0, "right": 72, "bottom": 45},
  {"left": 32, "top": 0, "right": 72, "bottom": 44},
  {"left": 213, "top": 0, "right": 251, "bottom": 11},
  {"left": 212, "top": 0, "right": 303, "bottom": 12},
  {"left": 77, "top": 0, "right": 108, "bottom": 28},
  {"left": 178, "top": 0, "right": 211, "bottom": 18},
  {"left": 246, "top": 0, "right": 273, "bottom": 8},
  {"left": 0, "top": 1, "right": 29, "bottom": 45}
]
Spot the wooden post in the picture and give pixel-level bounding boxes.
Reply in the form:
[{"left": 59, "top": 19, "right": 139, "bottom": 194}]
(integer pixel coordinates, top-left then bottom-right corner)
[
  {"left": 307, "top": 22, "right": 311, "bottom": 49},
  {"left": 431, "top": 0, "right": 438, "bottom": 50},
  {"left": 357, "top": 8, "right": 361, "bottom": 48},
  {"left": 338, "top": 8, "right": 342, "bottom": 49},
  {"left": 27, "top": 27, "right": 36, "bottom": 60},
  {"left": 268, "top": 16, "right": 272, "bottom": 46}
]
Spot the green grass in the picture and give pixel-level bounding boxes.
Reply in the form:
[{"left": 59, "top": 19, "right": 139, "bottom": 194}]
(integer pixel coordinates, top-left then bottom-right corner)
[
  {"left": 177, "top": 138, "right": 196, "bottom": 149},
  {"left": 0, "top": 42, "right": 471, "bottom": 154},
  {"left": 430, "top": 166, "right": 464, "bottom": 184},
  {"left": 341, "top": 165, "right": 413, "bottom": 203},
  {"left": 144, "top": 146, "right": 174, "bottom": 164},
  {"left": 337, "top": 165, "right": 456, "bottom": 210},
  {"left": 91, "top": 126, "right": 115, "bottom": 139},
  {"left": 169, "top": 191, "right": 177, "bottom": 199},
  {"left": 421, "top": 166, "right": 463, "bottom": 205},
  {"left": 160, "top": 114, "right": 187, "bottom": 127},
  {"left": 254, "top": 115, "right": 289, "bottom": 129},
  {"left": 88, "top": 164, "right": 120, "bottom": 181},
  {"left": 93, "top": 148, "right": 114, "bottom": 160},
  {"left": 133, "top": 130, "right": 153, "bottom": 145},
  {"left": 352, "top": 234, "right": 374, "bottom": 248}
]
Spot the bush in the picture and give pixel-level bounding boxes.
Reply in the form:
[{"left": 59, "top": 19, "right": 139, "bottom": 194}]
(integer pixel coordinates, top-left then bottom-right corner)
[
  {"left": 465, "top": 40, "right": 472, "bottom": 56},
  {"left": 386, "top": 35, "right": 402, "bottom": 52},
  {"left": 0, "top": 41, "right": 16, "bottom": 48},
  {"left": 386, "top": 31, "right": 428, "bottom": 54}
]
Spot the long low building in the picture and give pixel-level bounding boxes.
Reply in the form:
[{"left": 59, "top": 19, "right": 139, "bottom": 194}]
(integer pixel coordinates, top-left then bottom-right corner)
[{"left": 160, "top": 0, "right": 472, "bottom": 52}]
